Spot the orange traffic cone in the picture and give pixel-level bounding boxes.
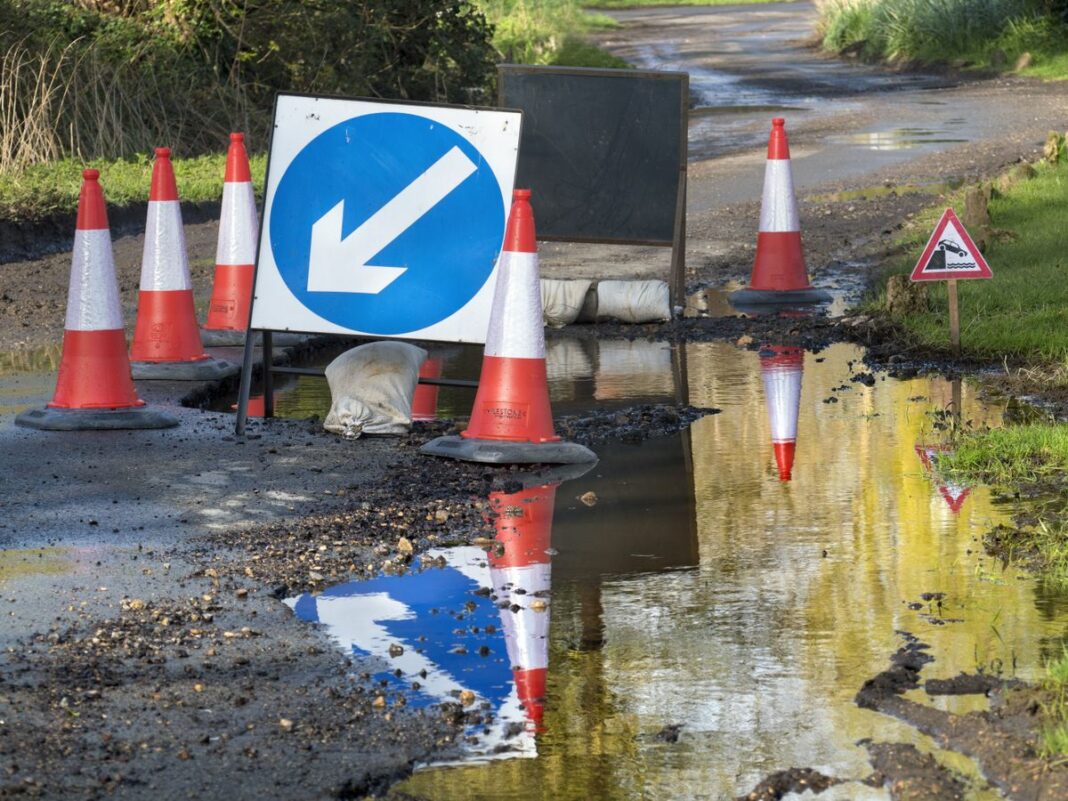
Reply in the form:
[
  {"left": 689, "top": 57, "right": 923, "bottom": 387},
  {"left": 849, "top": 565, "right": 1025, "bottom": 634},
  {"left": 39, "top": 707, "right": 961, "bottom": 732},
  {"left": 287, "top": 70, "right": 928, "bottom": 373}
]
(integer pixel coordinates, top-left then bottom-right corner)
[
  {"left": 16, "top": 170, "right": 178, "bottom": 431},
  {"left": 730, "top": 119, "right": 830, "bottom": 307},
  {"left": 421, "top": 189, "right": 595, "bottom": 464},
  {"left": 202, "top": 133, "right": 258, "bottom": 346},
  {"left": 760, "top": 344, "right": 803, "bottom": 481},
  {"left": 412, "top": 357, "right": 442, "bottom": 422},
  {"left": 130, "top": 148, "right": 236, "bottom": 380},
  {"left": 489, "top": 481, "right": 557, "bottom": 732}
]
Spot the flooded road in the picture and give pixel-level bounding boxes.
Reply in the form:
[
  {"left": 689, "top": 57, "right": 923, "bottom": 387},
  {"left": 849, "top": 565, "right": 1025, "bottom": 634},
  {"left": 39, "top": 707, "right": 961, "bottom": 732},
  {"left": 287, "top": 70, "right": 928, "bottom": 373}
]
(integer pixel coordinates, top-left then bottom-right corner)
[{"left": 271, "top": 339, "right": 1068, "bottom": 799}]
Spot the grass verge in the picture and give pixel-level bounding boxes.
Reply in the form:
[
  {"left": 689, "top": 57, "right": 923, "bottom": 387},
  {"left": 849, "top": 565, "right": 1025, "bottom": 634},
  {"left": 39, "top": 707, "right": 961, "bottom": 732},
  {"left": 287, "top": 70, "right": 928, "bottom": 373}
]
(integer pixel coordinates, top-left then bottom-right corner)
[
  {"left": 1041, "top": 649, "right": 1068, "bottom": 756},
  {"left": 871, "top": 158, "right": 1068, "bottom": 361},
  {"left": 477, "top": 0, "right": 620, "bottom": 65},
  {"left": 817, "top": 0, "right": 1068, "bottom": 79},
  {"left": 0, "top": 152, "right": 267, "bottom": 223},
  {"left": 589, "top": 0, "right": 781, "bottom": 5},
  {"left": 938, "top": 427, "right": 1068, "bottom": 581},
  {"left": 942, "top": 425, "right": 1068, "bottom": 483}
]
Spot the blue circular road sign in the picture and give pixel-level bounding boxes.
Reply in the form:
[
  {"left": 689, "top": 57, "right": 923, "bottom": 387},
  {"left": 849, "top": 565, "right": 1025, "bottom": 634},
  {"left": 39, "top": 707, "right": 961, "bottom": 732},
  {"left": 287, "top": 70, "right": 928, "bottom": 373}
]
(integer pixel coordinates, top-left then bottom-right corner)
[{"left": 269, "top": 112, "right": 506, "bottom": 335}]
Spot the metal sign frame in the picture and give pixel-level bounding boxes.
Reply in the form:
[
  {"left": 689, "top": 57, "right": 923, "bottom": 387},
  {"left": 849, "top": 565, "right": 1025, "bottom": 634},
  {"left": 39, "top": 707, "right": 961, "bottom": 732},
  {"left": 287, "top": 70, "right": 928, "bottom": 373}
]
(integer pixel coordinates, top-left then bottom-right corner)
[
  {"left": 235, "top": 92, "right": 522, "bottom": 436},
  {"left": 497, "top": 64, "right": 689, "bottom": 306}
]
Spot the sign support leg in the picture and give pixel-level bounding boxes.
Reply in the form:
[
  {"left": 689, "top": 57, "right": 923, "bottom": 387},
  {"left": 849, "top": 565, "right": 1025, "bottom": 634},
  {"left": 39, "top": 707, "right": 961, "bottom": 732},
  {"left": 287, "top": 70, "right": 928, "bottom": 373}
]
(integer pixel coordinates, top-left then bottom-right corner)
[
  {"left": 947, "top": 279, "right": 960, "bottom": 355},
  {"left": 263, "top": 331, "right": 275, "bottom": 418},
  {"left": 235, "top": 329, "right": 257, "bottom": 437}
]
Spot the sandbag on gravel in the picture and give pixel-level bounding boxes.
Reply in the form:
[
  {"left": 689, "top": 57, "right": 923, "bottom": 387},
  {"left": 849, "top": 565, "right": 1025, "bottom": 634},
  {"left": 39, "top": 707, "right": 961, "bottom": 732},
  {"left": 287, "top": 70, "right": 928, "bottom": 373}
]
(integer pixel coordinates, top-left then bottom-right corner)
[
  {"left": 324, "top": 341, "right": 427, "bottom": 439},
  {"left": 540, "top": 278, "right": 592, "bottom": 327},
  {"left": 595, "top": 279, "right": 671, "bottom": 323}
]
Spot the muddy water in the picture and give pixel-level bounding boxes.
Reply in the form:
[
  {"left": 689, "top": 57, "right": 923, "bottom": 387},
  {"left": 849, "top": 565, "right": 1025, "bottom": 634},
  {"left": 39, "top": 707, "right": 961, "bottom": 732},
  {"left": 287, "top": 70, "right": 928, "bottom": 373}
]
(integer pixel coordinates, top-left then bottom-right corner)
[{"left": 278, "top": 339, "right": 1068, "bottom": 799}]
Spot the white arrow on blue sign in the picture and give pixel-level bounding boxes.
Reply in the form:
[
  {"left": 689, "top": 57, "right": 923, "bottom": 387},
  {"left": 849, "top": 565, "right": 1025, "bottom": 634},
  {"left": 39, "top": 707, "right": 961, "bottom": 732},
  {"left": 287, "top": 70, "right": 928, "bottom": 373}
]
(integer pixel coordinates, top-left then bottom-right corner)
[{"left": 251, "top": 95, "right": 522, "bottom": 342}]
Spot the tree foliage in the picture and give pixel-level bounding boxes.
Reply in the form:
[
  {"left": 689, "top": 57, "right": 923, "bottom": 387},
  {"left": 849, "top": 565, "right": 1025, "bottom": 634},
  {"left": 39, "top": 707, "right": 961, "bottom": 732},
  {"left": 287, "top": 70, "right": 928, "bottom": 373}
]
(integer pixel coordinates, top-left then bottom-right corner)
[{"left": 0, "top": 0, "right": 497, "bottom": 167}]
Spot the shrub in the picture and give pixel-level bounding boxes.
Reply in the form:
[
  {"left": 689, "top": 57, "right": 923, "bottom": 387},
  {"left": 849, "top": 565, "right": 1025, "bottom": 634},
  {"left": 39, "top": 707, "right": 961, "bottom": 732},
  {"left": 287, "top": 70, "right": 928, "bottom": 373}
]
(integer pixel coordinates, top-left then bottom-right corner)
[{"left": 0, "top": 0, "right": 497, "bottom": 172}]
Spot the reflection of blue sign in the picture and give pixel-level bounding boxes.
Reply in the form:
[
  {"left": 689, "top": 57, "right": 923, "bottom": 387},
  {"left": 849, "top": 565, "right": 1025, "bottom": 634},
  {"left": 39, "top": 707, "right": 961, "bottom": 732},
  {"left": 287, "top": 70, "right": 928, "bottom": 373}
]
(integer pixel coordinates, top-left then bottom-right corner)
[
  {"left": 269, "top": 113, "right": 506, "bottom": 335},
  {"left": 290, "top": 552, "right": 513, "bottom": 711}
]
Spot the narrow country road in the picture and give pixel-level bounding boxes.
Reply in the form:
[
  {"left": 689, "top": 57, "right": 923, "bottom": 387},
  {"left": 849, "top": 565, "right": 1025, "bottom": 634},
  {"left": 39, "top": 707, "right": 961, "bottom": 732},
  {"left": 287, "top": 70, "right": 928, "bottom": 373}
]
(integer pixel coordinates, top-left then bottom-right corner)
[{"left": 541, "top": 1, "right": 1068, "bottom": 291}]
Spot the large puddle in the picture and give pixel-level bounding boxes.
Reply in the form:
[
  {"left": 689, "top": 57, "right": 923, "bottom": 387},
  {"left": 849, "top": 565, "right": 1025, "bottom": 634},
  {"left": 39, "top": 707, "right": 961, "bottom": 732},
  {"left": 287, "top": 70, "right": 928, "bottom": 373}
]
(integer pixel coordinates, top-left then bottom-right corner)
[{"left": 277, "top": 338, "right": 1068, "bottom": 798}]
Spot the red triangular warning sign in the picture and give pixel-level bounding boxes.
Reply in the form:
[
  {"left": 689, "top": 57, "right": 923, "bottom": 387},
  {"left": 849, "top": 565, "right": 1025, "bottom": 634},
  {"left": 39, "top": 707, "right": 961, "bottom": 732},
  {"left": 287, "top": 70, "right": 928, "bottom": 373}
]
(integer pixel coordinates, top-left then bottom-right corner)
[{"left": 910, "top": 208, "right": 993, "bottom": 282}]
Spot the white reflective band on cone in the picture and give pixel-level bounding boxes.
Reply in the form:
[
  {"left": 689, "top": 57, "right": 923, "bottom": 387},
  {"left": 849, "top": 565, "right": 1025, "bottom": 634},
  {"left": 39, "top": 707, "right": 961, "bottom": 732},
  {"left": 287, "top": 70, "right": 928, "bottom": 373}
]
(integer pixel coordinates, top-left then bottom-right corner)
[
  {"left": 140, "top": 200, "right": 191, "bottom": 291},
  {"left": 216, "top": 181, "right": 258, "bottom": 265},
  {"left": 66, "top": 229, "right": 123, "bottom": 331},
  {"left": 758, "top": 160, "right": 800, "bottom": 233},
  {"left": 763, "top": 367, "right": 802, "bottom": 442},
  {"left": 493, "top": 562, "right": 550, "bottom": 670},
  {"left": 484, "top": 251, "right": 544, "bottom": 360}
]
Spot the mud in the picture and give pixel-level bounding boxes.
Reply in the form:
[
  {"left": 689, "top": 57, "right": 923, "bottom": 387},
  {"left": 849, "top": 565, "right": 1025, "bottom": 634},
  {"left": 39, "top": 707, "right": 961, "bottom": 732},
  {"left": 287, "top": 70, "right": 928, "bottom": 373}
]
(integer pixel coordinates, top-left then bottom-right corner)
[
  {"left": 857, "top": 633, "right": 1068, "bottom": 801},
  {"left": 735, "top": 767, "right": 840, "bottom": 801},
  {"left": 0, "top": 406, "right": 709, "bottom": 799},
  {"left": 862, "top": 742, "right": 967, "bottom": 801},
  {"left": 1, "top": 578, "right": 462, "bottom": 800}
]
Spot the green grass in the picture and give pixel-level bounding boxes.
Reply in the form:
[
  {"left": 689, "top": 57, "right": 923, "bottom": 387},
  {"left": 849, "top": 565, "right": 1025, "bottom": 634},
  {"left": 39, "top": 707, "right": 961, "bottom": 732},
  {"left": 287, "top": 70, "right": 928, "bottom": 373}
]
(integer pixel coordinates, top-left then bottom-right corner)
[
  {"left": 589, "top": 0, "right": 781, "bottom": 5},
  {"left": 873, "top": 160, "right": 1068, "bottom": 360},
  {"left": 477, "top": 0, "right": 618, "bottom": 64},
  {"left": 478, "top": 0, "right": 778, "bottom": 68},
  {"left": 0, "top": 152, "right": 267, "bottom": 222},
  {"left": 818, "top": 0, "right": 1068, "bottom": 78},
  {"left": 939, "top": 426, "right": 1068, "bottom": 583},
  {"left": 1040, "top": 648, "right": 1068, "bottom": 757},
  {"left": 941, "top": 425, "right": 1068, "bottom": 483}
]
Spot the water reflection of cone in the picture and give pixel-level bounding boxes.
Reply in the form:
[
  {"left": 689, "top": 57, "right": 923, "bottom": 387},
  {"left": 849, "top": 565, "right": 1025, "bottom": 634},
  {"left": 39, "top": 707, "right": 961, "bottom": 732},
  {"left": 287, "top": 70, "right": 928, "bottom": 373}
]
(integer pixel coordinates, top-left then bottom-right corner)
[
  {"left": 412, "top": 357, "right": 442, "bottom": 422},
  {"left": 421, "top": 189, "right": 595, "bottom": 464},
  {"left": 760, "top": 345, "right": 803, "bottom": 481},
  {"left": 730, "top": 119, "right": 830, "bottom": 307},
  {"left": 489, "top": 482, "right": 557, "bottom": 731},
  {"left": 202, "top": 133, "right": 258, "bottom": 345},
  {"left": 15, "top": 170, "right": 177, "bottom": 431},
  {"left": 131, "top": 148, "right": 235, "bottom": 380}
]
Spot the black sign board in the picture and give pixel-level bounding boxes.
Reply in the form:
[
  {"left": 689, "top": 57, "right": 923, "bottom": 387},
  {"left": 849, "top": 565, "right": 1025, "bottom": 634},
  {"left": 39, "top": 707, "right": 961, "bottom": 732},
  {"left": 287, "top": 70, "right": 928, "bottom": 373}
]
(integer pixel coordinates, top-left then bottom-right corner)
[{"left": 498, "top": 64, "right": 688, "bottom": 303}]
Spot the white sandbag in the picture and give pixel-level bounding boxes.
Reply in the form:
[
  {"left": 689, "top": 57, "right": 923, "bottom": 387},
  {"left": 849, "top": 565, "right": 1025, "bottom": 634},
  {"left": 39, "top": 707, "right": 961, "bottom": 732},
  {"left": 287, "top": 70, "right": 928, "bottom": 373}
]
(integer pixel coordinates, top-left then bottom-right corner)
[
  {"left": 323, "top": 341, "right": 427, "bottom": 439},
  {"left": 595, "top": 279, "right": 671, "bottom": 323},
  {"left": 540, "top": 278, "right": 592, "bottom": 327}
]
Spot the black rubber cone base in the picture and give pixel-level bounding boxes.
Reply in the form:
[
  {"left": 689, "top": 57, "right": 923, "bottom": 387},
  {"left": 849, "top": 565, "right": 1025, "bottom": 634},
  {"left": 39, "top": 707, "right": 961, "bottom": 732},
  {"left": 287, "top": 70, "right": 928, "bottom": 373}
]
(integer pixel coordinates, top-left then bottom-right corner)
[
  {"left": 15, "top": 406, "right": 179, "bottom": 431},
  {"left": 728, "top": 287, "right": 833, "bottom": 307},
  {"left": 200, "top": 329, "right": 307, "bottom": 347},
  {"left": 131, "top": 356, "right": 239, "bottom": 381},
  {"left": 420, "top": 435, "right": 597, "bottom": 465}
]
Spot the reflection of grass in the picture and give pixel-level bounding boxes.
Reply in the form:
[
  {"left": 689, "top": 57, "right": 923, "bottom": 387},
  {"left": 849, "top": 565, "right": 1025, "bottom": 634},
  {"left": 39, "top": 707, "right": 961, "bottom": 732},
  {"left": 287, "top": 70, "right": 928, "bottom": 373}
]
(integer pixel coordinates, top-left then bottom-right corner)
[
  {"left": 0, "top": 152, "right": 267, "bottom": 223},
  {"left": 0, "top": 548, "right": 70, "bottom": 583}
]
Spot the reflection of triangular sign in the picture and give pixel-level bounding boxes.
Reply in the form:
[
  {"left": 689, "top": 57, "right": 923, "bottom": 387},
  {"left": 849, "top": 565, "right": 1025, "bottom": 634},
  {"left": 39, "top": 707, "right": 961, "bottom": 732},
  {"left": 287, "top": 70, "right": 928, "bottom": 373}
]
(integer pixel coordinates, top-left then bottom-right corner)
[
  {"left": 938, "top": 484, "right": 972, "bottom": 514},
  {"left": 915, "top": 444, "right": 971, "bottom": 514},
  {"left": 910, "top": 208, "right": 993, "bottom": 282}
]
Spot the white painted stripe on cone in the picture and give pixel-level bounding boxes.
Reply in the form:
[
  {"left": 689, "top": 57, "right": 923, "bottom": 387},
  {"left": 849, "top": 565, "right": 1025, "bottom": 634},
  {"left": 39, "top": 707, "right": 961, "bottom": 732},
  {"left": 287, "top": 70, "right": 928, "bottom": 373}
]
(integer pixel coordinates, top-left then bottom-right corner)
[
  {"left": 758, "top": 160, "right": 800, "bottom": 233},
  {"left": 492, "top": 563, "right": 550, "bottom": 670},
  {"left": 216, "top": 181, "right": 258, "bottom": 266},
  {"left": 484, "top": 251, "right": 545, "bottom": 360},
  {"left": 66, "top": 229, "right": 123, "bottom": 331},
  {"left": 763, "top": 367, "right": 802, "bottom": 442},
  {"left": 140, "top": 200, "right": 191, "bottom": 291}
]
